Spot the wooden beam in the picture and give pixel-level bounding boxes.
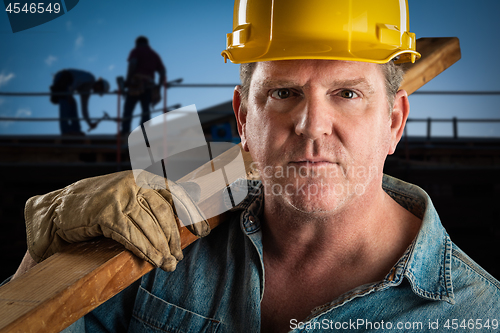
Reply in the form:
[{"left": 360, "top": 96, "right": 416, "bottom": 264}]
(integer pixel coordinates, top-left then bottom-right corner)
[
  {"left": 0, "top": 215, "right": 231, "bottom": 333},
  {"left": 0, "top": 239, "right": 150, "bottom": 333},
  {"left": 0, "top": 37, "right": 461, "bottom": 333},
  {"left": 400, "top": 37, "right": 461, "bottom": 95}
]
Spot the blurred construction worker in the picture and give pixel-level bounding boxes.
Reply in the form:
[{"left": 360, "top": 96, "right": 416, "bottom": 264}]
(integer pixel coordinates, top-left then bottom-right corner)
[
  {"left": 50, "top": 69, "right": 109, "bottom": 135},
  {"left": 13, "top": 1, "right": 500, "bottom": 332},
  {"left": 121, "top": 36, "right": 167, "bottom": 135}
]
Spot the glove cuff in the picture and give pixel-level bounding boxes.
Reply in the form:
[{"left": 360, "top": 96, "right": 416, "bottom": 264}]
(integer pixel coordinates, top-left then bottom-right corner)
[{"left": 25, "top": 195, "right": 44, "bottom": 263}]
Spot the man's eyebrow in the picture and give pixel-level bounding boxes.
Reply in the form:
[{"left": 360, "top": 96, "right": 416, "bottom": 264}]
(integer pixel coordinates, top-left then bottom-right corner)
[
  {"left": 256, "top": 77, "right": 375, "bottom": 93},
  {"left": 330, "top": 78, "right": 375, "bottom": 94},
  {"left": 257, "top": 79, "right": 300, "bottom": 88}
]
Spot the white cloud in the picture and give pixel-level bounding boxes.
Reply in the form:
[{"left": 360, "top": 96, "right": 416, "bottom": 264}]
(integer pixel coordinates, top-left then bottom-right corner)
[
  {"left": 16, "top": 108, "right": 31, "bottom": 118},
  {"left": 0, "top": 72, "right": 15, "bottom": 88},
  {"left": 45, "top": 55, "right": 58, "bottom": 66},
  {"left": 0, "top": 107, "right": 31, "bottom": 129},
  {"left": 75, "top": 34, "right": 84, "bottom": 49},
  {"left": 108, "top": 64, "right": 115, "bottom": 71}
]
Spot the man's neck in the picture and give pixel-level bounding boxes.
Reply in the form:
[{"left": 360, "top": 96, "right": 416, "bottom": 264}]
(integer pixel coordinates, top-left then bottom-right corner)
[
  {"left": 262, "top": 184, "right": 419, "bottom": 266},
  {"left": 259, "top": 182, "right": 422, "bottom": 333}
]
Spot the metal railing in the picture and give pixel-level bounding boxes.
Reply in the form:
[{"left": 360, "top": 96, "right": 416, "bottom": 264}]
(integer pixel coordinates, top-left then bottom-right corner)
[
  {"left": 406, "top": 118, "right": 500, "bottom": 140},
  {"left": 0, "top": 81, "right": 239, "bottom": 169}
]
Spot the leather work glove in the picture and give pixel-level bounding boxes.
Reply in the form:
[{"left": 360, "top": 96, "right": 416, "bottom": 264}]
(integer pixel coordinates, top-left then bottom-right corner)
[{"left": 24, "top": 170, "right": 210, "bottom": 271}]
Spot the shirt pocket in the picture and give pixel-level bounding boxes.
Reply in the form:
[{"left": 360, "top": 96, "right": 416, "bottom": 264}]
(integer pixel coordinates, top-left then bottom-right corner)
[{"left": 129, "top": 286, "right": 221, "bottom": 333}]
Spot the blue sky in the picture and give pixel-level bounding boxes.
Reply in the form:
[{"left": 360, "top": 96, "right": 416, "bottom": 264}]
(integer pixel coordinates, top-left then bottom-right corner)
[{"left": 0, "top": 0, "right": 499, "bottom": 137}]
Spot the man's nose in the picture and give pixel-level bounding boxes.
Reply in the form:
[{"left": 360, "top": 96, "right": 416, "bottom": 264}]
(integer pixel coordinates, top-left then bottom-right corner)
[{"left": 294, "top": 95, "right": 334, "bottom": 139}]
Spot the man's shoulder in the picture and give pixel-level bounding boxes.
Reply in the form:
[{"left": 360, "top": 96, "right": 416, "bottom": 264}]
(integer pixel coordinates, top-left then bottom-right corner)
[
  {"left": 65, "top": 69, "right": 92, "bottom": 77},
  {"left": 449, "top": 242, "right": 500, "bottom": 313},
  {"left": 65, "top": 69, "right": 95, "bottom": 87},
  {"left": 128, "top": 46, "right": 145, "bottom": 59},
  {"left": 181, "top": 179, "right": 263, "bottom": 259},
  {"left": 192, "top": 207, "right": 245, "bottom": 248},
  {"left": 129, "top": 45, "right": 161, "bottom": 58},
  {"left": 451, "top": 242, "right": 500, "bottom": 290}
]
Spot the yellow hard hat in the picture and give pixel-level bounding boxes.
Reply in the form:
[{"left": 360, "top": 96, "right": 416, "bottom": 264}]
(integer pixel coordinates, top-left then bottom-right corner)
[{"left": 222, "top": 0, "right": 420, "bottom": 64}]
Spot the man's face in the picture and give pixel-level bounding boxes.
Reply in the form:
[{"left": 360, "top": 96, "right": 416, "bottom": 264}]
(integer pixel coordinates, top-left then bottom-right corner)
[{"left": 236, "top": 59, "right": 406, "bottom": 215}]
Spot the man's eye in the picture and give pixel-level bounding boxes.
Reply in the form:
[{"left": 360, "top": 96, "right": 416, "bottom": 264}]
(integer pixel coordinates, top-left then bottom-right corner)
[
  {"left": 340, "top": 90, "right": 358, "bottom": 99},
  {"left": 271, "top": 88, "right": 292, "bottom": 99}
]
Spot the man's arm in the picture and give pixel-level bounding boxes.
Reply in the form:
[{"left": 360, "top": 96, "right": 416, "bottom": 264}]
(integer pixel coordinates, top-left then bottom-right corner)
[
  {"left": 155, "top": 52, "right": 167, "bottom": 86},
  {"left": 158, "top": 68, "right": 166, "bottom": 87},
  {"left": 125, "top": 58, "right": 137, "bottom": 86},
  {"left": 79, "top": 90, "right": 96, "bottom": 129}
]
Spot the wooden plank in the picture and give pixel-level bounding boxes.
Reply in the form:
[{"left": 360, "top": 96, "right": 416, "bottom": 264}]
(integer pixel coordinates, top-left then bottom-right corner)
[
  {"left": 400, "top": 37, "right": 461, "bottom": 95},
  {"left": 0, "top": 214, "right": 229, "bottom": 333},
  {"left": 0, "top": 37, "right": 461, "bottom": 333},
  {"left": 0, "top": 239, "right": 150, "bottom": 333}
]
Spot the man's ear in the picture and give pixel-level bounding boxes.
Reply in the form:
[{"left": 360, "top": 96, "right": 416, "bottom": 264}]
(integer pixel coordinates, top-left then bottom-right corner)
[
  {"left": 388, "top": 89, "right": 410, "bottom": 155},
  {"left": 233, "top": 86, "right": 249, "bottom": 151}
]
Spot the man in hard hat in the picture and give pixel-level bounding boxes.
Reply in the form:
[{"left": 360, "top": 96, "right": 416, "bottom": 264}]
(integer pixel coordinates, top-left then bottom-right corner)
[
  {"left": 50, "top": 69, "right": 110, "bottom": 135},
  {"left": 13, "top": 0, "right": 500, "bottom": 332},
  {"left": 121, "top": 36, "right": 167, "bottom": 136}
]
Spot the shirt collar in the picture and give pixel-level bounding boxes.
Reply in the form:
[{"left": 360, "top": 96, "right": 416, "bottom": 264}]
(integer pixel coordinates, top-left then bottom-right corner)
[
  {"left": 382, "top": 174, "right": 455, "bottom": 304},
  {"left": 226, "top": 179, "right": 264, "bottom": 233},
  {"left": 231, "top": 175, "right": 455, "bottom": 304}
]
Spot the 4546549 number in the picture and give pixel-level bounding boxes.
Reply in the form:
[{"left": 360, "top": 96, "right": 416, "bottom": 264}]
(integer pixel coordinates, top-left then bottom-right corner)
[
  {"left": 5, "top": 2, "right": 61, "bottom": 14},
  {"left": 443, "top": 319, "right": 498, "bottom": 330}
]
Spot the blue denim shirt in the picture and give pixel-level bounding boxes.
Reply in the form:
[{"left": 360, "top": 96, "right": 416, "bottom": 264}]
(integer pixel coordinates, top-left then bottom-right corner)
[{"left": 66, "top": 175, "right": 500, "bottom": 332}]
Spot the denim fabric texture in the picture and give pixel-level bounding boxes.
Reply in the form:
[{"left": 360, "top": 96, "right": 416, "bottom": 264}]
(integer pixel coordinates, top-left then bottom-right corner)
[{"left": 64, "top": 175, "right": 500, "bottom": 332}]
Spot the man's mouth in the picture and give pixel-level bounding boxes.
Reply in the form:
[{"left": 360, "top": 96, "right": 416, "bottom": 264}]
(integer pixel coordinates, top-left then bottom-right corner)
[{"left": 289, "top": 160, "right": 335, "bottom": 167}]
